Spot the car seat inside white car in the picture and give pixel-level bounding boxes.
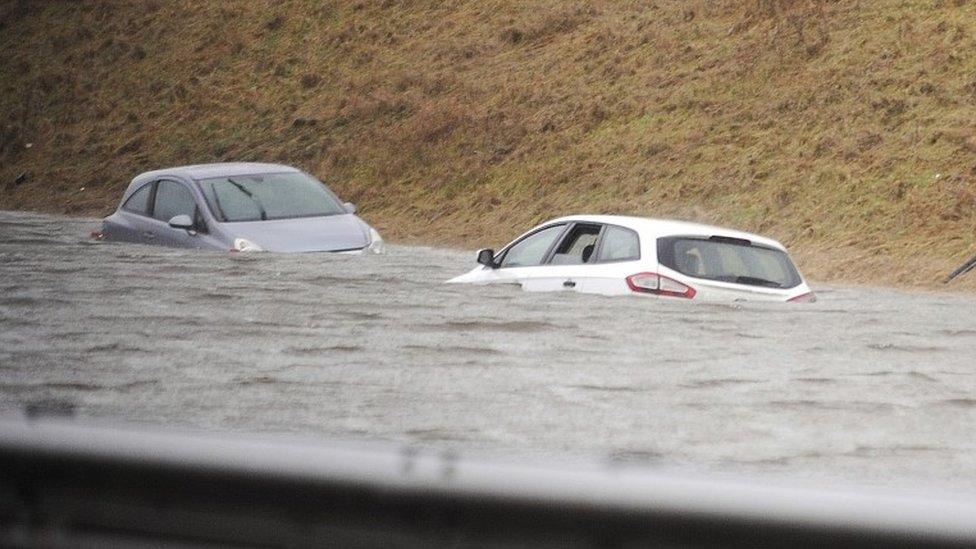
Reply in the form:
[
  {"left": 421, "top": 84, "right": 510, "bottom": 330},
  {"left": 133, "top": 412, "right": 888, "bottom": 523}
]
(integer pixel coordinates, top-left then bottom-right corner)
[{"left": 550, "top": 225, "right": 600, "bottom": 265}]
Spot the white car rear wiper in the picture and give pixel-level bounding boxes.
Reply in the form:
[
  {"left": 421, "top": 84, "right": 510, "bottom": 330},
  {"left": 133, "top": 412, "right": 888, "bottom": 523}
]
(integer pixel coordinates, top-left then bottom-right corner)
[{"left": 734, "top": 275, "right": 783, "bottom": 288}]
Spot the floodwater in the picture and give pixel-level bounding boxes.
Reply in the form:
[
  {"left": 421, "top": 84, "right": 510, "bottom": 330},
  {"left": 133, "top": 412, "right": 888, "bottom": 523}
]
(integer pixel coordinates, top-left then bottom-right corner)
[{"left": 2, "top": 210, "right": 976, "bottom": 490}]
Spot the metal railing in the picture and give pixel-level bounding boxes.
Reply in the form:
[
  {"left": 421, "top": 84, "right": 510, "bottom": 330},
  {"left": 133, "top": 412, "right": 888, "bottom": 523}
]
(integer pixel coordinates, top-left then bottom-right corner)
[{"left": 1, "top": 418, "right": 974, "bottom": 548}]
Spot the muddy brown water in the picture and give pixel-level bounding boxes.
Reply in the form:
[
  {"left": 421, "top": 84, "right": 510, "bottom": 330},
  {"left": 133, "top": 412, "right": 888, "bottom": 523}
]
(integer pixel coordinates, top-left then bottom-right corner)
[{"left": 2, "top": 211, "right": 976, "bottom": 490}]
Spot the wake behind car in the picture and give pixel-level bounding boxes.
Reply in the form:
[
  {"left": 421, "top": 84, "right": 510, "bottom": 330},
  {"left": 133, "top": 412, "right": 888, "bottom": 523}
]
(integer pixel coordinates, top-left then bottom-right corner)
[
  {"left": 448, "top": 215, "right": 815, "bottom": 302},
  {"left": 97, "top": 163, "right": 383, "bottom": 253}
]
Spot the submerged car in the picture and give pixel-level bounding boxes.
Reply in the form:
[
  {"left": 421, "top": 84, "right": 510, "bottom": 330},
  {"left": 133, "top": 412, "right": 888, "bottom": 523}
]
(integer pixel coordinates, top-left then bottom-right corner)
[
  {"left": 448, "top": 215, "right": 815, "bottom": 302},
  {"left": 97, "top": 163, "right": 383, "bottom": 253}
]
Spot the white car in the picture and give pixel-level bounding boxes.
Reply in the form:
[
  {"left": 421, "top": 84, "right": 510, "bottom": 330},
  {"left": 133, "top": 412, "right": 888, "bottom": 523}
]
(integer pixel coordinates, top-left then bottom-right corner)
[{"left": 448, "top": 215, "right": 815, "bottom": 302}]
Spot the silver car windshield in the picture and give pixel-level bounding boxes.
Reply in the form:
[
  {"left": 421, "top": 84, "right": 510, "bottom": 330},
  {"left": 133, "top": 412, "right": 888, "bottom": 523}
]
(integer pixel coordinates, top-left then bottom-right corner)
[
  {"left": 657, "top": 236, "right": 802, "bottom": 289},
  {"left": 198, "top": 172, "right": 346, "bottom": 222}
]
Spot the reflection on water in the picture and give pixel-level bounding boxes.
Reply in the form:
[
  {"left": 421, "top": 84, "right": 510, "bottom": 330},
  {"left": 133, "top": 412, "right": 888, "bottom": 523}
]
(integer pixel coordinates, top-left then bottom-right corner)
[{"left": 2, "top": 211, "right": 976, "bottom": 490}]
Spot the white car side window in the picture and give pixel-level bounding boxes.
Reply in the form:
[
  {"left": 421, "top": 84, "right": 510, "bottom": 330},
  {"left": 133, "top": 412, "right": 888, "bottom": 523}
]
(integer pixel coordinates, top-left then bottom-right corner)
[
  {"left": 549, "top": 224, "right": 601, "bottom": 265},
  {"left": 500, "top": 225, "right": 564, "bottom": 268},
  {"left": 597, "top": 225, "right": 640, "bottom": 262}
]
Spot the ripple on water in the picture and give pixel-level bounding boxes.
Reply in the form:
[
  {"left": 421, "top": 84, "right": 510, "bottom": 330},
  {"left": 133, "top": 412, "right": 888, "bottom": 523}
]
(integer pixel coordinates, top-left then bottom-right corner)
[
  {"left": 404, "top": 428, "right": 476, "bottom": 442},
  {"left": 86, "top": 342, "right": 151, "bottom": 354},
  {"left": 937, "top": 329, "right": 976, "bottom": 338},
  {"left": 283, "top": 345, "right": 362, "bottom": 356},
  {"left": 607, "top": 448, "right": 666, "bottom": 465},
  {"left": 339, "top": 311, "right": 383, "bottom": 321},
  {"left": 0, "top": 317, "right": 40, "bottom": 328},
  {"left": 198, "top": 292, "right": 238, "bottom": 300},
  {"left": 767, "top": 400, "right": 899, "bottom": 412},
  {"left": 680, "top": 378, "right": 760, "bottom": 389},
  {"left": 403, "top": 344, "right": 502, "bottom": 356},
  {"left": 6, "top": 238, "right": 56, "bottom": 246},
  {"left": 866, "top": 342, "right": 946, "bottom": 353},
  {"left": 936, "top": 398, "right": 976, "bottom": 408},
  {"left": 0, "top": 296, "right": 71, "bottom": 307},
  {"left": 566, "top": 384, "right": 644, "bottom": 393},
  {"left": 413, "top": 320, "right": 560, "bottom": 333},
  {"left": 794, "top": 377, "right": 836, "bottom": 385},
  {"left": 303, "top": 275, "right": 367, "bottom": 287},
  {"left": 0, "top": 380, "right": 156, "bottom": 392},
  {"left": 860, "top": 370, "right": 945, "bottom": 382},
  {"left": 236, "top": 376, "right": 302, "bottom": 386}
]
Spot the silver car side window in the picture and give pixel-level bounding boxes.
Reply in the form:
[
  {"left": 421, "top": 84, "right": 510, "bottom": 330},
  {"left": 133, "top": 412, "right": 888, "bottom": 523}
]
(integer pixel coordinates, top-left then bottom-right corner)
[
  {"left": 121, "top": 183, "right": 153, "bottom": 216},
  {"left": 153, "top": 181, "right": 198, "bottom": 223}
]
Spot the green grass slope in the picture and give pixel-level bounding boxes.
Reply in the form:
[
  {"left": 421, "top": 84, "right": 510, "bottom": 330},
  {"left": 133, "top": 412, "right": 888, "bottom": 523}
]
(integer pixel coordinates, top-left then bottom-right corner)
[{"left": 2, "top": 0, "right": 975, "bottom": 289}]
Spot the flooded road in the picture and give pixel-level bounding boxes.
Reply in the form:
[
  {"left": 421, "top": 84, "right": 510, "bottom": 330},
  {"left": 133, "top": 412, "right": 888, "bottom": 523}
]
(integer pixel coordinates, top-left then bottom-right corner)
[{"left": 2, "top": 210, "right": 976, "bottom": 490}]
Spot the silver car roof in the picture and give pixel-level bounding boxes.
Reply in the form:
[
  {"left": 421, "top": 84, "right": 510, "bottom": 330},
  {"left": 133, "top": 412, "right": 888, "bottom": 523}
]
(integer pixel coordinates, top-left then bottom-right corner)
[{"left": 122, "top": 163, "right": 303, "bottom": 199}]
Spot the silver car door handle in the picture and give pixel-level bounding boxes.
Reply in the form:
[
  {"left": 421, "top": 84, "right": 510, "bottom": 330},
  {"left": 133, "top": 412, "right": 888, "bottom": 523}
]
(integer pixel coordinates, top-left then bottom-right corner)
[
  {"left": 143, "top": 231, "right": 155, "bottom": 239},
  {"left": 563, "top": 280, "right": 576, "bottom": 288}
]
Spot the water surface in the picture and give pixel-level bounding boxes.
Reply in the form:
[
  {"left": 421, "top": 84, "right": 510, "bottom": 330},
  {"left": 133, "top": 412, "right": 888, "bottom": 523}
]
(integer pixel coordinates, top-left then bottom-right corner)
[{"left": 2, "top": 211, "right": 975, "bottom": 490}]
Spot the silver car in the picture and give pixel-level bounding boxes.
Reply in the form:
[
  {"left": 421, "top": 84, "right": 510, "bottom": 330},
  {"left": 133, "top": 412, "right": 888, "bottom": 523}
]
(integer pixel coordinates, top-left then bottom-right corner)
[{"left": 98, "top": 163, "right": 383, "bottom": 253}]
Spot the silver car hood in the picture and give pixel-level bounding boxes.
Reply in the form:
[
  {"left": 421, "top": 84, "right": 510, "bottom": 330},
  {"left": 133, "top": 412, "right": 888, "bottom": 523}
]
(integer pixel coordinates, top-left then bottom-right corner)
[{"left": 222, "top": 214, "right": 369, "bottom": 253}]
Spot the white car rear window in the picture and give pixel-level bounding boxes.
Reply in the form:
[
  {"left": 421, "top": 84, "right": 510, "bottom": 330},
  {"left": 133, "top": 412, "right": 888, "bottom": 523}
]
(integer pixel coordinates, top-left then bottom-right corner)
[{"left": 658, "top": 236, "right": 801, "bottom": 289}]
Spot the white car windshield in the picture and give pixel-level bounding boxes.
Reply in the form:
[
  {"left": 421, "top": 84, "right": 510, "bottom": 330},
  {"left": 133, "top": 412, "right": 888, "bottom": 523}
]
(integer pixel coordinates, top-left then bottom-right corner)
[{"left": 198, "top": 172, "right": 346, "bottom": 222}]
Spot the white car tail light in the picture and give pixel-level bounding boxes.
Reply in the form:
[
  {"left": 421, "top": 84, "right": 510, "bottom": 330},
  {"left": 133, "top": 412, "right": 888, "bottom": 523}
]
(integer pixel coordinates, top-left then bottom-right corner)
[
  {"left": 626, "top": 272, "right": 697, "bottom": 299},
  {"left": 788, "top": 292, "right": 817, "bottom": 303}
]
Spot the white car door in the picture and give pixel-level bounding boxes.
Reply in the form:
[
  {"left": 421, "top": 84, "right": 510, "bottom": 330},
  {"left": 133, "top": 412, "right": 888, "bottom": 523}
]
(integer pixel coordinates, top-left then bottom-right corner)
[
  {"left": 570, "top": 224, "right": 644, "bottom": 296},
  {"left": 450, "top": 222, "right": 646, "bottom": 295},
  {"left": 489, "top": 223, "right": 568, "bottom": 289},
  {"left": 519, "top": 222, "right": 602, "bottom": 292}
]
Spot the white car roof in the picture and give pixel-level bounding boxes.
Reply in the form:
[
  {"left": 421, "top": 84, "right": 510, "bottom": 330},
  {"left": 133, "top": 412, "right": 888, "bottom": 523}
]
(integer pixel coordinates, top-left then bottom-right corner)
[{"left": 543, "top": 215, "right": 787, "bottom": 250}]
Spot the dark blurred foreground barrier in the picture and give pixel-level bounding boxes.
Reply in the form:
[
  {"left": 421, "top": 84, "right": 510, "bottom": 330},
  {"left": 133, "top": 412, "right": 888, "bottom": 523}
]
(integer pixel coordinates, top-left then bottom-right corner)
[{"left": 1, "top": 419, "right": 976, "bottom": 548}]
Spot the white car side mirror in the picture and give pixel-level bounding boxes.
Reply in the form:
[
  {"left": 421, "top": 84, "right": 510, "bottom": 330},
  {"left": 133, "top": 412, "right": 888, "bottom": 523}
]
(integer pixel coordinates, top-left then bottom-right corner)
[{"left": 476, "top": 248, "right": 497, "bottom": 268}]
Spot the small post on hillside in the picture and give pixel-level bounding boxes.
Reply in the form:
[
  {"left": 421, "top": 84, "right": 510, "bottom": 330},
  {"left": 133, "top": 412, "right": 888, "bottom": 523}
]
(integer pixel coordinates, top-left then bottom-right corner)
[{"left": 944, "top": 252, "right": 976, "bottom": 284}]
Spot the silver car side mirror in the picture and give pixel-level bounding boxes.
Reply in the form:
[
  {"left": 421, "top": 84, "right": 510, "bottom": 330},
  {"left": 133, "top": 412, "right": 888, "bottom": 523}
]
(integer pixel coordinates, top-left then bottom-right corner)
[
  {"left": 476, "top": 248, "right": 497, "bottom": 269},
  {"left": 168, "top": 214, "right": 194, "bottom": 230},
  {"left": 343, "top": 202, "right": 357, "bottom": 214}
]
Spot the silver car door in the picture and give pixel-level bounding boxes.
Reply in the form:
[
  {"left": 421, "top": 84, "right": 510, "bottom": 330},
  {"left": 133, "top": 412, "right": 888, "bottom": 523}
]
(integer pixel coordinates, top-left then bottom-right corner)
[
  {"left": 149, "top": 179, "right": 204, "bottom": 248},
  {"left": 115, "top": 182, "right": 157, "bottom": 244}
]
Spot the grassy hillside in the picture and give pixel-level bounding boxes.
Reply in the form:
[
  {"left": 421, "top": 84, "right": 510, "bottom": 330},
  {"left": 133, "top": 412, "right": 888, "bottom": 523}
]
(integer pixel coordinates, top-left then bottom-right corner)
[{"left": 2, "top": 0, "right": 976, "bottom": 290}]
